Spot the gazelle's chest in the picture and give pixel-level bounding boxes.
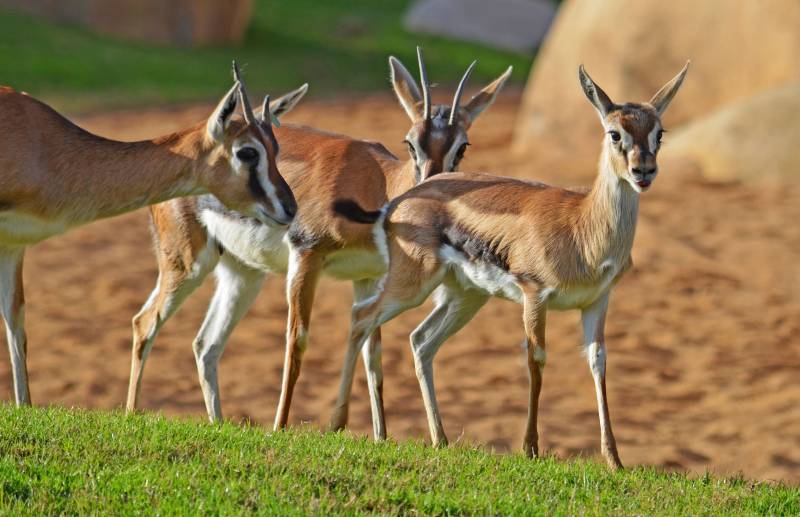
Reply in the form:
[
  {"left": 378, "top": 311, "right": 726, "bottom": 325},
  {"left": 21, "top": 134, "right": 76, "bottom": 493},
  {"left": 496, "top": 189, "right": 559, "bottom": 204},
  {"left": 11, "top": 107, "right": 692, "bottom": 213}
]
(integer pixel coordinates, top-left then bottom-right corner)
[
  {"left": 542, "top": 259, "right": 623, "bottom": 311},
  {"left": 200, "top": 209, "right": 291, "bottom": 273},
  {"left": 0, "top": 210, "right": 71, "bottom": 246}
]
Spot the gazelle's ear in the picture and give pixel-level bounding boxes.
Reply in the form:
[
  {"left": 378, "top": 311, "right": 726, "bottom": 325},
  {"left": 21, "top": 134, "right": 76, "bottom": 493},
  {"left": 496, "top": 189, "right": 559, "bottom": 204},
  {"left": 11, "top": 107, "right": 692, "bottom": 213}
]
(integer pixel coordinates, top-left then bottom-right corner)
[
  {"left": 650, "top": 61, "right": 690, "bottom": 116},
  {"left": 463, "top": 65, "right": 512, "bottom": 123},
  {"left": 207, "top": 82, "right": 239, "bottom": 142},
  {"left": 578, "top": 65, "right": 615, "bottom": 120},
  {"left": 389, "top": 55, "right": 423, "bottom": 122},
  {"left": 261, "top": 83, "right": 309, "bottom": 123}
]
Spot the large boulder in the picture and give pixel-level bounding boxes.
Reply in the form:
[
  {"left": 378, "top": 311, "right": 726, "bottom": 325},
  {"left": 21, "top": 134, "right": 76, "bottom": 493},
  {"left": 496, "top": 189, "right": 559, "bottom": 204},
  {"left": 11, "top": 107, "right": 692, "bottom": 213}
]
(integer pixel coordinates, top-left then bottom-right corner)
[
  {"left": 663, "top": 83, "right": 800, "bottom": 181},
  {"left": 513, "top": 0, "right": 800, "bottom": 173}
]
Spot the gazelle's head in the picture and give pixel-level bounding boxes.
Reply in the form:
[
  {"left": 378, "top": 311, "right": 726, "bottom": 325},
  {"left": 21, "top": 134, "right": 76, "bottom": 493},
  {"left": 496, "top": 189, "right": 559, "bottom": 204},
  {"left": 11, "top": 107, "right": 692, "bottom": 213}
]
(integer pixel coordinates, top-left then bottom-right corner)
[
  {"left": 204, "top": 62, "right": 302, "bottom": 226},
  {"left": 390, "top": 47, "right": 512, "bottom": 183},
  {"left": 579, "top": 62, "right": 689, "bottom": 193}
]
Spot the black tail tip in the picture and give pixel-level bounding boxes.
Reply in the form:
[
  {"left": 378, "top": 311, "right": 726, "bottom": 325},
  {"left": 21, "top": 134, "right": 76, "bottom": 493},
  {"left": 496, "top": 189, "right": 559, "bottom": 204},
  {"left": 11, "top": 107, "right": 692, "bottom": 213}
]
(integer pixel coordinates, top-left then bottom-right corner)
[{"left": 332, "top": 199, "right": 382, "bottom": 224}]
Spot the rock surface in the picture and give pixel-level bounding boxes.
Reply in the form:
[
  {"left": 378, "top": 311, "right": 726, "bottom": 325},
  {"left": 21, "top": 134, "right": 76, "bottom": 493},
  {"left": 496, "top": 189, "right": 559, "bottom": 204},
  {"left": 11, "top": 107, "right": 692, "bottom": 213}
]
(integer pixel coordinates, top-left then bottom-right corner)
[
  {"left": 405, "top": 0, "right": 556, "bottom": 53},
  {"left": 513, "top": 0, "right": 800, "bottom": 178}
]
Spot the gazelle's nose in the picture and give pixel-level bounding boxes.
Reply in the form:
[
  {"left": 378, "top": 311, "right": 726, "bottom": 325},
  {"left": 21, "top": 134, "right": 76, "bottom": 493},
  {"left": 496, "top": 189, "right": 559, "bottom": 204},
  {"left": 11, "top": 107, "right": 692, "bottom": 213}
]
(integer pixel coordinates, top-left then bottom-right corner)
[{"left": 631, "top": 166, "right": 657, "bottom": 177}]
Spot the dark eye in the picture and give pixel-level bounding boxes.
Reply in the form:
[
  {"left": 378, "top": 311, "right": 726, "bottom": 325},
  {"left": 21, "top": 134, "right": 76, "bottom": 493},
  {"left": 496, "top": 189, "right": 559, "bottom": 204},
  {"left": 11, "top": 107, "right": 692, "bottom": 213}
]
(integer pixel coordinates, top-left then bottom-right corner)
[
  {"left": 235, "top": 147, "right": 259, "bottom": 163},
  {"left": 405, "top": 140, "right": 417, "bottom": 160},
  {"left": 608, "top": 131, "right": 621, "bottom": 142},
  {"left": 656, "top": 129, "right": 665, "bottom": 144}
]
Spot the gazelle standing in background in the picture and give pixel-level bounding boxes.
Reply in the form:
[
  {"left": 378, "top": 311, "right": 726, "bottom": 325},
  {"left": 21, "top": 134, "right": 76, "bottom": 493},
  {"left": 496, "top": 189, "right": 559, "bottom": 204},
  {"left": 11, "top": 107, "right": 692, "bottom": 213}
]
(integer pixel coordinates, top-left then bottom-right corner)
[
  {"left": 332, "top": 63, "right": 689, "bottom": 469},
  {"left": 126, "top": 49, "right": 512, "bottom": 443},
  {"left": 0, "top": 62, "right": 297, "bottom": 406}
]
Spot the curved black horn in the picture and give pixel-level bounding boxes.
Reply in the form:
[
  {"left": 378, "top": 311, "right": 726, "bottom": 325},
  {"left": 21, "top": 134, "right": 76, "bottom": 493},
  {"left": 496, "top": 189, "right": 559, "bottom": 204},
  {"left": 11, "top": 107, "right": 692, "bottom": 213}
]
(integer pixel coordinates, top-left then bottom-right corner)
[
  {"left": 232, "top": 60, "right": 256, "bottom": 125},
  {"left": 449, "top": 60, "right": 476, "bottom": 125},
  {"left": 417, "top": 46, "right": 431, "bottom": 120}
]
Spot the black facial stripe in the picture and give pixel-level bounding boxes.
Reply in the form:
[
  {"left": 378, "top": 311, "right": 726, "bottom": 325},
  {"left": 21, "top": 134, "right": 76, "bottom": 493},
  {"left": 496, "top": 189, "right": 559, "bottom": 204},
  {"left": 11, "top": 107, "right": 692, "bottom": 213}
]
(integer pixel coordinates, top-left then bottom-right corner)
[{"left": 247, "top": 165, "right": 269, "bottom": 203}]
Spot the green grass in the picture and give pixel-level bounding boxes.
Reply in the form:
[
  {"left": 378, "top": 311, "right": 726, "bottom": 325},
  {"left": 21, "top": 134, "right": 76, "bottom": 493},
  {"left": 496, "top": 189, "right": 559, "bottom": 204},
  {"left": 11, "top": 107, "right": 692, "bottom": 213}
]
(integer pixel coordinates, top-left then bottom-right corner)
[
  {"left": 0, "top": 406, "right": 796, "bottom": 515},
  {"left": 0, "top": 0, "right": 532, "bottom": 112}
]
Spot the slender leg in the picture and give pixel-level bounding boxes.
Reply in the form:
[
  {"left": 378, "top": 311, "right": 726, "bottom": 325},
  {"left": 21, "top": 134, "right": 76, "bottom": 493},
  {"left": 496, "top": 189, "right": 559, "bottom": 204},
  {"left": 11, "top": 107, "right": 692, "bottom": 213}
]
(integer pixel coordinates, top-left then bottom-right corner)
[
  {"left": 330, "top": 268, "right": 445, "bottom": 434},
  {"left": 338, "top": 278, "right": 386, "bottom": 440},
  {"left": 126, "top": 241, "right": 219, "bottom": 412},
  {"left": 581, "top": 293, "right": 623, "bottom": 469},
  {"left": 521, "top": 288, "right": 547, "bottom": 459},
  {"left": 192, "top": 254, "right": 265, "bottom": 422},
  {"left": 410, "top": 281, "right": 488, "bottom": 447},
  {"left": 273, "top": 247, "right": 321, "bottom": 431},
  {"left": 0, "top": 247, "right": 30, "bottom": 405}
]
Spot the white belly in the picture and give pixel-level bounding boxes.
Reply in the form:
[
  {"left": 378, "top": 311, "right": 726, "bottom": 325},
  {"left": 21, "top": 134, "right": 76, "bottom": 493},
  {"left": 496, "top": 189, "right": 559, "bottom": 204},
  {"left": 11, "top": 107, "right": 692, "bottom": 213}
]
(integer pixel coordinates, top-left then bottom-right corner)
[
  {"left": 0, "top": 211, "right": 71, "bottom": 246},
  {"left": 200, "top": 210, "right": 386, "bottom": 281},
  {"left": 440, "top": 245, "right": 524, "bottom": 302}
]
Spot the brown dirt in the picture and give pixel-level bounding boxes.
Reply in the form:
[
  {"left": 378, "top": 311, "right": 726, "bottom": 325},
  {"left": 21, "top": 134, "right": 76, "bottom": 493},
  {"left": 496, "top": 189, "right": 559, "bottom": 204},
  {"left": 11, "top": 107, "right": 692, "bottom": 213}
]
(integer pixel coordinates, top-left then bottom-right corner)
[{"left": 2, "top": 91, "right": 799, "bottom": 483}]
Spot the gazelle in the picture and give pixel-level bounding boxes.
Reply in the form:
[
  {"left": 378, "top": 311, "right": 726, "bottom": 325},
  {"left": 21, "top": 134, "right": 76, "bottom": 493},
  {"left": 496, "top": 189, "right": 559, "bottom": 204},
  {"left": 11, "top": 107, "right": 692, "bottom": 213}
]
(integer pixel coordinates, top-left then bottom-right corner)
[
  {"left": 125, "top": 49, "right": 512, "bottom": 441},
  {"left": 332, "top": 63, "right": 689, "bottom": 469},
  {"left": 0, "top": 62, "right": 298, "bottom": 406}
]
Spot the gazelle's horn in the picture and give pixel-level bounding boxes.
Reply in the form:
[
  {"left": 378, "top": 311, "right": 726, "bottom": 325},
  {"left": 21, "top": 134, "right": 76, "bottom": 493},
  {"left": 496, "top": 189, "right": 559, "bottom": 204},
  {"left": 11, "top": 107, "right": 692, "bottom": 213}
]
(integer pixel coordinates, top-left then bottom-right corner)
[
  {"left": 449, "top": 60, "right": 476, "bottom": 125},
  {"left": 417, "top": 46, "right": 431, "bottom": 120},
  {"left": 232, "top": 60, "right": 257, "bottom": 125}
]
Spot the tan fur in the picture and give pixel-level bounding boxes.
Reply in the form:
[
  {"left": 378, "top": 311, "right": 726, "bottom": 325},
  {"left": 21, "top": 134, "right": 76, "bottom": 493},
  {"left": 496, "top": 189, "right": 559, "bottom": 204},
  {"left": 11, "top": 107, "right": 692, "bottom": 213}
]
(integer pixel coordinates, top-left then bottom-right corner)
[
  {"left": 335, "top": 64, "right": 689, "bottom": 469},
  {"left": 0, "top": 70, "right": 294, "bottom": 406},
  {"left": 125, "top": 58, "right": 512, "bottom": 430}
]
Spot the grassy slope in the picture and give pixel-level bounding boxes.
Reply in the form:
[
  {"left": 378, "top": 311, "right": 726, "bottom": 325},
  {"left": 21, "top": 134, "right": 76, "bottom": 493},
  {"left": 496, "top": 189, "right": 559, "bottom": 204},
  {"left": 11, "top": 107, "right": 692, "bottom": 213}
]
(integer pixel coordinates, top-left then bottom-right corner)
[
  {"left": 0, "top": 0, "right": 532, "bottom": 112},
  {"left": 0, "top": 406, "right": 796, "bottom": 515}
]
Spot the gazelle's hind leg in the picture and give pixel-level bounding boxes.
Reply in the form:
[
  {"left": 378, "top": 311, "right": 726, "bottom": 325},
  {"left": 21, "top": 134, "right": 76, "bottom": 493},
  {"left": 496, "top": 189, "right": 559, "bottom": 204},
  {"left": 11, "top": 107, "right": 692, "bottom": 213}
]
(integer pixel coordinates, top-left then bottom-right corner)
[
  {"left": 0, "top": 246, "right": 30, "bottom": 405},
  {"left": 334, "top": 278, "right": 387, "bottom": 440},
  {"left": 409, "top": 277, "right": 489, "bottom": 447},
  {"left": 126, "top": 238, "right": 219, "bottom": 412},
  {"left": 329, "top": 250, "right": 446, "bottom": 435},
  {"left": 192, "top": 253, "right": 265, "bottom": 422}
]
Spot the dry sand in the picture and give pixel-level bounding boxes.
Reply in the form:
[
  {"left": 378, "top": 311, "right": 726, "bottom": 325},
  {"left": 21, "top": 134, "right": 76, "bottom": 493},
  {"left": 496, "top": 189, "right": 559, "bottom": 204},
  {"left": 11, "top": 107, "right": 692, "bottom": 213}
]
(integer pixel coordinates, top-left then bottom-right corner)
[{"left": 2, "top": 91, "right": 798, "bottom": 482}]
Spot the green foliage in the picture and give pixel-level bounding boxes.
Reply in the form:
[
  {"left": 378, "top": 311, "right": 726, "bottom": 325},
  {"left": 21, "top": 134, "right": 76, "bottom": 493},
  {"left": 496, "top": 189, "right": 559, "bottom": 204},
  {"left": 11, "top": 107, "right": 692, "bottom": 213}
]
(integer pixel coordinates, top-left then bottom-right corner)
[
  {"left": 0, "top": 406, "right": 797, "bottom": 515},
  {"left": 0, "top": 0, "right": 532, "bottom": 111}
]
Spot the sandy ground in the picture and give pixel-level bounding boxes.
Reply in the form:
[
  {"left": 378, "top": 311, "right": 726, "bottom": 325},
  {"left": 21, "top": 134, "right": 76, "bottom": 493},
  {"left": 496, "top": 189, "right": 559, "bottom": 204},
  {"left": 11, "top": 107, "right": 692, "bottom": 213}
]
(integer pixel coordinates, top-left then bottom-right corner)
[{"left": 2, "top": 90, "right": 798, "bottom": 483}]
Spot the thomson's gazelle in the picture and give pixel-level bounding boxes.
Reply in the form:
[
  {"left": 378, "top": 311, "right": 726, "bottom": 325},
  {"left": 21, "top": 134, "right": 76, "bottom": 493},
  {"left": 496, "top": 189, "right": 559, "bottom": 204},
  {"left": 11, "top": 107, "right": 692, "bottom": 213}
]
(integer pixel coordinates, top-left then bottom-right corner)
[
  {"left": 125, "top": 49, "right": 512, "bottom": 441},
  {"left": 333, "top": 63, "right": 689, "bottom": 469},
  {"left": 0, "top": 62, "right": 297, "bottom": 406}
]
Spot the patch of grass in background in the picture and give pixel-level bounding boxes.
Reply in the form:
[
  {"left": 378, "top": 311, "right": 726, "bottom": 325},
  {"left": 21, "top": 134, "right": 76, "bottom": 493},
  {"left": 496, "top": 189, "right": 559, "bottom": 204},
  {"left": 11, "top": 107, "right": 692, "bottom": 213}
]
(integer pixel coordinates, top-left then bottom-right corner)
[
  {"left": 0, "top": 0, "right": 533, "bottom": 112},
  {"left": 0, "top": 406, "right": 797, "bottom": 515}
]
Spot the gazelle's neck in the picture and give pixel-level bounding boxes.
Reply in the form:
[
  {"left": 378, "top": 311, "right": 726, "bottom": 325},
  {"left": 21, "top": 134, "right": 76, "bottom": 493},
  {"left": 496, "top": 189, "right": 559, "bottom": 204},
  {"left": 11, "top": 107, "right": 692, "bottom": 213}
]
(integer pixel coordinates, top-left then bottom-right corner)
[
  {"left": 578, "top": 146, "right": 640, "bottom": 267},
  {"left": 385, "top": 158, "right": 418, "bottom": 199},
  {"left": 66, "top": 125, "right": 209, "bottom": 222}
]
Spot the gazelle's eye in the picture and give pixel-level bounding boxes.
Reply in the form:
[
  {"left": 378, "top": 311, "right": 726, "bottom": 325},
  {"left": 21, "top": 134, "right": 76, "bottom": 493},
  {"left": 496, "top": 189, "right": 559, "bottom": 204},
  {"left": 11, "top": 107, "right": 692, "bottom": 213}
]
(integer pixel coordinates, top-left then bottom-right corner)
[
  {"left": 656, "top": 129, "right": 665, "bottom": 144},
  {"left": 405, "top": 140, "right": 417, "bottom": 160},
  {"left": 235, "top": 147, "right": 259, "bottom": 163},
  {"left": 608, "top": 131, "right": 621, "bottom": 142}
]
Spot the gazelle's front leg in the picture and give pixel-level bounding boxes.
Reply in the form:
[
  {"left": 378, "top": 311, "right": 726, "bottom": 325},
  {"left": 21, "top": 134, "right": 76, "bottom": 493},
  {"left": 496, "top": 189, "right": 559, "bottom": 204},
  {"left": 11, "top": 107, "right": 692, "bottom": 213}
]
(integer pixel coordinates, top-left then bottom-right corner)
[
  {"left": 0, "top": 247, "right": 30, "bottom": 405},
  {"left": 581, "top": 293, "right": 623, "bottom": 469},
  {"left": 192, "top": 254, "right": 265, "bottom": 422},
  {"left": 273, "top": 247, "right": 321, "bottom": 431},
  {"left": 521, "top": 288, "right": 547, "bottom": 459},
  {"left": 126, "top": 240, "right": 219, "bottom": 413},
  {"left": 330, "top": 278, "right": 386, "bottom": 440}
]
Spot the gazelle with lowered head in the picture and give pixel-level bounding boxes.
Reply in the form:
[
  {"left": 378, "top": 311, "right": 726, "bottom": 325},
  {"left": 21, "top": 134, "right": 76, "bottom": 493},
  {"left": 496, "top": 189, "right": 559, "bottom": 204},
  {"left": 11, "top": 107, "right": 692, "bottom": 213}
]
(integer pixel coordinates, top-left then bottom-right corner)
[
  {"left": 332, "top": 63, "right": 689, "bottom": 469},
  {"left": 125, "top": 49, "right": 512, "bottom": 442},
  {"left": 0, "top": 62, "right": 297, "bottom": 406}
]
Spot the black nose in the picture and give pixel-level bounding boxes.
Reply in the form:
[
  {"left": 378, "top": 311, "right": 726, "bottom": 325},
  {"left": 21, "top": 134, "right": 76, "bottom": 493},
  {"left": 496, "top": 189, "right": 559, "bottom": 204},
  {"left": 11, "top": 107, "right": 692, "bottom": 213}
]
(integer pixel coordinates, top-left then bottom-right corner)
[{"left": 632, "top": 167, "right": 657, "bottom": 177}]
